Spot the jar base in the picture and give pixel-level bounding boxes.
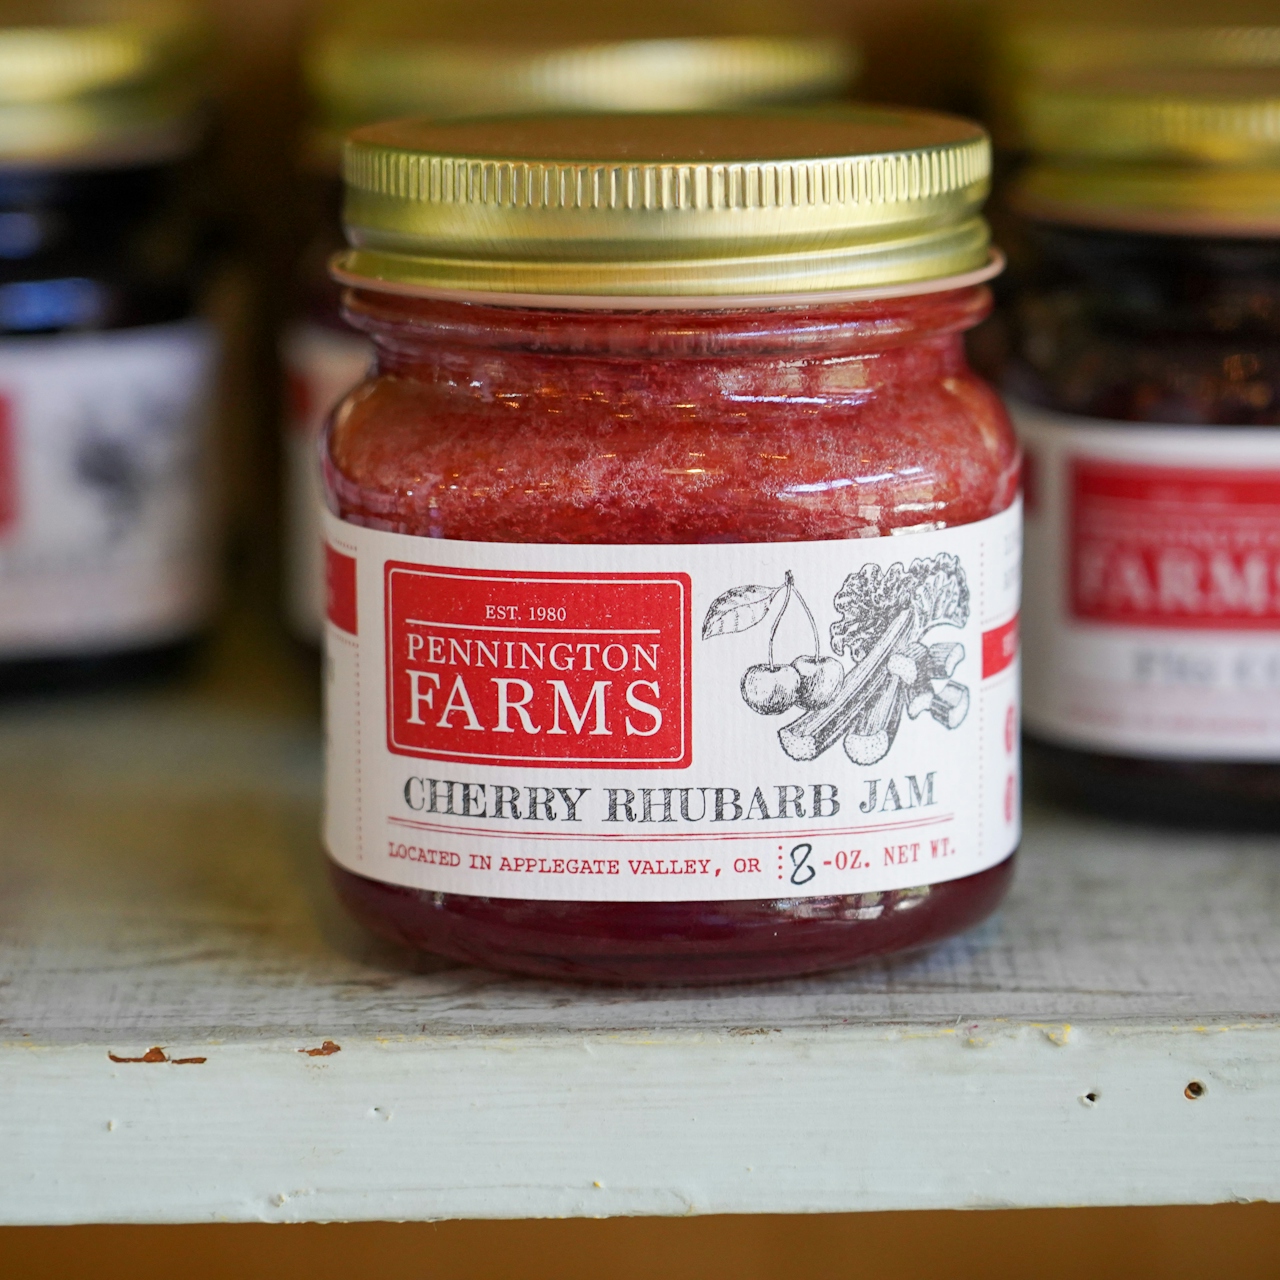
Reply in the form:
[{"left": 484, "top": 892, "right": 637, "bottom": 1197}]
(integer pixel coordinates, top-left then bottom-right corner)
[
  {"left": 1026, "top": 736, "right": 1280, "bottom": 830},
  {"left": 0, "top": 635, "right": 200, "bottom": 699},
  {"left": 328, "top": 855, "right": 1015, "bottom": 985}
]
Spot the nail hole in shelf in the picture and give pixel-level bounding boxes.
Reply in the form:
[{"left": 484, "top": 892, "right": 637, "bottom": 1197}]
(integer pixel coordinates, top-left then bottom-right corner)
[
  {"left": 1185, "top": 1080, "right": 1206, "bottom": 1100},
  {"left": 1080, "top": 1091, "right": 1100, "bottom": 1107}
]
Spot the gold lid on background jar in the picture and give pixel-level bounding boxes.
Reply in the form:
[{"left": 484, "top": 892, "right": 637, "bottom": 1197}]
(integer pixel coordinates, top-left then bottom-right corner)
[
  {"left": 987, "top": 17, "right": 1280, "bottom": 146},
  {"left": 998, "top": 21, "right": 1280, "bottom": 85},
  {"left": 334, "top": 109, "right": 992, "bottom": 299},
  {"left": 1011, "top": 67, "right": 1280, "bottom": 235},
  {"left": 0, "top": 0, "right": 208, "bottom": 166},
  {"left": 304, "top": 0, "right": 857, "bottom": 164}
]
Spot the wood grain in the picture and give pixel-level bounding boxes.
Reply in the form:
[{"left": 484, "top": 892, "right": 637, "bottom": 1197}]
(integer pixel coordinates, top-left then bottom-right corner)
[{"left": 1, "top": 633, "right": 1278, "bottom": 1222}]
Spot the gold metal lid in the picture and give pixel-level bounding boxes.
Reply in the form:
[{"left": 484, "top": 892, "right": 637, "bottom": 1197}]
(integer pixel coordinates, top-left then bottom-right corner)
[
  {"left": 0, "top": 0, "right": 208, "bottom": 166},
  {"left": 334, "top": 109, "right": 992, "bottom": 299},
  {"left": 1011, "top": 68, "right": 1280, "bottom": 234},
  {"left": 303, "top": 0, "right": 857, "bottom": 163},
  {"left": 1013, "top": 164, "right": 1280, "bottom": 236},
  {"left": 987, "top": 15, "right": 1280, "bottom": 148},
  {"left": 998, "top": 21, "right": 1280, "bottom": 87},
  {"left": 1018, "top": 68, "right": 1280, "bottom": 164}
]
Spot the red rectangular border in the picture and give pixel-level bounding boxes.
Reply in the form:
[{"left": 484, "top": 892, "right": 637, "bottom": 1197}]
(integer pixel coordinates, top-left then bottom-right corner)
[
  {"left": 1070, "top": 459, "right": 1280, "bottom": 630},
  {"left": 0, "top": 396, "right": 14, "bottom": 535},
  {"left": 383, "top": 563, "right": 693, "bottom": 769}
]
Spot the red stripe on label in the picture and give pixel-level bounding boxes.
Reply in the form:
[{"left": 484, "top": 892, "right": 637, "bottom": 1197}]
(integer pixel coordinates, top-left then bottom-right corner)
[
  {"left": 326, "top": 544, "right": 357, "bottom": 634},
  {"left": 982, "top": 614, "right": 1018, "bottom": 678},
  {"left": 1071, "top": 459, "right": 1280, "bottom": 629},
  {"left": 0, "top": 396, "right": 14, "bottom": 535}
]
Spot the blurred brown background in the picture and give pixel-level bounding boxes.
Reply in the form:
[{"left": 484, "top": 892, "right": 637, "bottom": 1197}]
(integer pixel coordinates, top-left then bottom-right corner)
[
  {"left": 3, "top": 1205, "right": 1280, "bottom": 1278},
  {"left": 4, "top": 0, "right": 1279, "bottom": 1273}
]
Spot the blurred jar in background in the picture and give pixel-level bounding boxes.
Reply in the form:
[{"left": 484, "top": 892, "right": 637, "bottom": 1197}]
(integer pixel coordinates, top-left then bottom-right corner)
[
  {"left": 1006, "top": 66, "right": 1280, "bottom": 826},
  {"left": 0, "top": 0, "right": 216, "bottom": 694},
  {"left": 971, "top": 13, "right": 1280, "bottom": 381},
  {"left": 282, "top": 0, "right": 859, "bottom": 643}
]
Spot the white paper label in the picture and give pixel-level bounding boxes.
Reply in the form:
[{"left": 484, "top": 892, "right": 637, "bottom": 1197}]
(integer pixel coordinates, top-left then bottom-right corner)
[
  {"left": 281, "top": 322, "right": 371, "bottom": 640},
  {"left": 0, "top": 321, "right": 218, "bottom": 658},
  {"left": 323, "top": 502, "right": 1021, "bottom": 902},
  {"left": 1017, "top": 397, "right": 1280, "bottom": 759}
]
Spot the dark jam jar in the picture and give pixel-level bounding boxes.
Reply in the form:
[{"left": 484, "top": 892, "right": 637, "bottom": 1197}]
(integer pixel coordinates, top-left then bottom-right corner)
[
  {"left": 282, "top": 0, "right": 858, "bottom": 642},
  {"left": 1008, "top": 69, "right": 1280, "bottom": 826},
  {"left": 0, "top": 2, "right": 216, "bottom": 695},
  {"left": 323, "top": 110, "right": 1020, "bottom": 983}
]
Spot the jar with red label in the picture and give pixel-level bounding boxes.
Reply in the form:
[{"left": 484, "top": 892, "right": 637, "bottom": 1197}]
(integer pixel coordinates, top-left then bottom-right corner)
[
  {"left": 322, "top": 110, "right": 1021, "bottom": 983},
  {"left": 283, "top": 0, "right": 859, "bottom": 643},
  {"left": 1008, "top": 68, "right": 1280, "bottom": 826},
  {"left": 0, "top": 2, "right": 216, "bottom": 695}
]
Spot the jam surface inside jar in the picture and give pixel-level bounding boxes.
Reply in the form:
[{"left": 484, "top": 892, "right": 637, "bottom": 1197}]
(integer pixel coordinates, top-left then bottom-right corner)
[
  {"left": 1011, "top": 225, "right": 1280, "bottom": 827},
  {"left": 324, "top": 283, "right": 1019, "bottom": 982}
]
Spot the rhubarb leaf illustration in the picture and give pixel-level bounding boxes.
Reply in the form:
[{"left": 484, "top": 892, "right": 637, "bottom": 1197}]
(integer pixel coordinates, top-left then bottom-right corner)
[
  {"left": 830, "top": 555, "right": 970, "bottom": 661},
  {"left": 701, "top": 583, "right": 781, "bottom": 640},
  {"left": 910, "top": 553, "right": 970, "bottom": 632}
]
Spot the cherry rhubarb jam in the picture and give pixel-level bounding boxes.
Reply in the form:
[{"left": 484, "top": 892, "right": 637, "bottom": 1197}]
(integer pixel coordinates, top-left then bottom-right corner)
[{"left": 321, "top": 110, "right": 1020, "bottom": 982}]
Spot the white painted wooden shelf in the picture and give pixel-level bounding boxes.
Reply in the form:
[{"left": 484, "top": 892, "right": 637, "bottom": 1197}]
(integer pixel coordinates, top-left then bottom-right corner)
[{"left": 2, "top": 628, "right": 1279, "bottom": 1224}]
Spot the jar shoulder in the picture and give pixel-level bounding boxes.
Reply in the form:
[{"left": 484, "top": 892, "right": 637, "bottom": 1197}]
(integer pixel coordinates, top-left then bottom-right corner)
[
  {"left": 0, "top": 159, "right": 208, "bottom": 333},
  {"left": 1008, "top": 241, "right": 1280, "bottom": 423},
  {"left": 326, "top": 364, "right": 1019, "bottom": 541},
  {"left": 1010, "top": 302, "right": 1280, "bottom": 424}
]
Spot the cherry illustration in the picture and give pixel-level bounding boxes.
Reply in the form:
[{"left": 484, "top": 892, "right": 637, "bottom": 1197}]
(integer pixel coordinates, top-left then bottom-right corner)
[
  {"left": 793, "top": 654, "right": 843, "bottom": 709},
  {"left": 733, "top": 571, "right": 840, "bottom": 715},
  {"left": 775, "top": 573, "right": 842, "bottom": 710},
  {"left": 741, "top": 661, "right": 803, "bottom": 715}
]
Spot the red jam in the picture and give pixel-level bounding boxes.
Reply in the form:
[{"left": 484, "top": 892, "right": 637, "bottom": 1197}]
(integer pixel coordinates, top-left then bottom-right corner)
[{"left": 324, "top": 283, "right": 1019, "bottom": 982}]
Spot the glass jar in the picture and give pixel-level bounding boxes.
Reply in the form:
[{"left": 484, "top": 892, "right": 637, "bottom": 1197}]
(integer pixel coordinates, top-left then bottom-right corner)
[
  {"left": 282, "top": 0, "right": 859, "bottom": 642},
  {"left": 972, "top": 19, "right": 1280, "bottom": 385},
  {"left": 1008, "top": 69, "right": 1280, "bottom": 826},
  {"left": 323, "top": 110, "right": 1021, "bottom": 983},
  {"left": 0, "top": 1, "right": 217, "bottom": 695}
]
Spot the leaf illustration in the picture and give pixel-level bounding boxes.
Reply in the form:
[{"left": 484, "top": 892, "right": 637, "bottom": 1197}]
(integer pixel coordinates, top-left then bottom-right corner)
[{"left": 702, "top": 583, "right": 781, "bottom": 640}]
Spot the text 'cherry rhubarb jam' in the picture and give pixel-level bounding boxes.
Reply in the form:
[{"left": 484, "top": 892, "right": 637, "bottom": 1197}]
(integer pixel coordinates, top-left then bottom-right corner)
[
  {"left": 323, "top": 109, "right": 1021, "bottom": 982},
  {"left": 1007, "top": 68, "right": 1280, "bottom": 827}
]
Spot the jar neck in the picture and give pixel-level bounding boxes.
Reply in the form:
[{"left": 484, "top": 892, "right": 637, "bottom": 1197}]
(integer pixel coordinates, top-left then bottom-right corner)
[{"left": 340, "top": 285, "right": 992, "bottom": 372}]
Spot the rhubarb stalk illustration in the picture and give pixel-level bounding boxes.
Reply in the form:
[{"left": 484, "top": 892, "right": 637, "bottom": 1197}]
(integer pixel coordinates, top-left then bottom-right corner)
[{"left": 702, "top": 554, "right": 972, "bottom": 766}]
